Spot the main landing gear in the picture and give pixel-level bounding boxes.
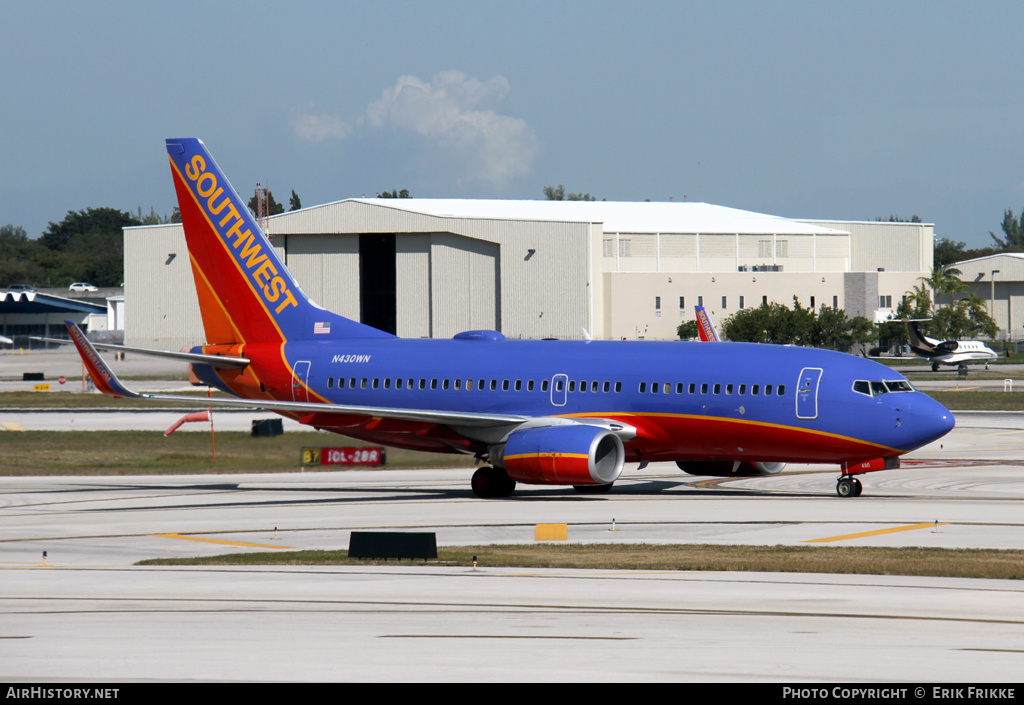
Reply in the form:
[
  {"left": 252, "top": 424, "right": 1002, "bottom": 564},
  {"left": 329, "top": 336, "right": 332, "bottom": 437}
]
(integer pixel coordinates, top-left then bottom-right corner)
[
  {"left": 471, "top": 466, "right": 516, "bottom": 498},
  {"left": 836, "top": 476, "right": 863, "bottom": 497}
]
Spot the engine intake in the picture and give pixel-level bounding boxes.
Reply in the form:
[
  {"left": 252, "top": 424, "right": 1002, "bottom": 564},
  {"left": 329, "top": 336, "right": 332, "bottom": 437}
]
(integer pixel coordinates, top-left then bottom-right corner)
[{"left": 492, "top": 425, "right": 624, "bottom": 486}]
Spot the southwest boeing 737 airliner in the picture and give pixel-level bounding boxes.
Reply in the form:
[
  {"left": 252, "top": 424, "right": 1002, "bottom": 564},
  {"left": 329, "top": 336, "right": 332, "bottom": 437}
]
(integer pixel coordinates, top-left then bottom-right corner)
[{"left": 65, "top": 138, "right": 955, "bottom": 498}]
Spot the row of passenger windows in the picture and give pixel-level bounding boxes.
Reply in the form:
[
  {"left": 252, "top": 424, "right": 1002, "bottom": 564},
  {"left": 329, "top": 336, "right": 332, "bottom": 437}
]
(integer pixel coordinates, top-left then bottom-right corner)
[
  {"left": 852, "top": 379, "right": 914, "bottom": 397},
  {"left": 639, "top": 381, "right": 785, "bottom": 396},
  {"left": 326, "top": 377, "right": 623, "bottom": 393},
  {"left": 324, "top": 376, "right": 786, "bottom": 397}
]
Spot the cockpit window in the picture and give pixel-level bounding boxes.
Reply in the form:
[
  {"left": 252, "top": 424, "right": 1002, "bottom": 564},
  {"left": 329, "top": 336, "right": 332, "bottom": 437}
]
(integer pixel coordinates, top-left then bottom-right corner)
[
  {"left": 853, "top": 379, "right": 916, "bottom": 397},
  {"left": 884, "top": 380, "right": 915, "bottom": 393}
]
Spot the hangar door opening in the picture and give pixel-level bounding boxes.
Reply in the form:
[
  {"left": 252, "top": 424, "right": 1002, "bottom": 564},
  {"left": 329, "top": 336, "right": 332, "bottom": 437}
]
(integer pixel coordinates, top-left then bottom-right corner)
[{"left": 359, "top": 233, "right": 396, "bottom": 335}]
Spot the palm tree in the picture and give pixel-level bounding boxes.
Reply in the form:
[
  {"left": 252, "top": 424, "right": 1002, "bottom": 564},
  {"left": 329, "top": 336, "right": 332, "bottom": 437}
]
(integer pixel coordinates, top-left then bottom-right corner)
[{"left": 918, "top": 265, "right": 966, "bottom": 312}]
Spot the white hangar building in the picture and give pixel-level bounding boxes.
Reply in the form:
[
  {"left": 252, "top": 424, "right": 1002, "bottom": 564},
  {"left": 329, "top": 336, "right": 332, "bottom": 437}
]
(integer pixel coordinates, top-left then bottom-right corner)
[{"left": 123, "top": 199, "right": 934, "bottom": 349}]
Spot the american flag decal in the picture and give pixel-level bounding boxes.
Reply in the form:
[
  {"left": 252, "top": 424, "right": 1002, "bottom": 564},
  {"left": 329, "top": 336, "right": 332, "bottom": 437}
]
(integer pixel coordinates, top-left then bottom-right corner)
[{"left": 314, "top": 321, "right": 331, "bottom": 335}]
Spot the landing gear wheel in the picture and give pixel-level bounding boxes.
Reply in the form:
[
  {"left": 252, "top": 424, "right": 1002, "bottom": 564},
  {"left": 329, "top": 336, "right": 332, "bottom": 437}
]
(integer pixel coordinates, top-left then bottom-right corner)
[
  {"left": 932, "top": 362, "right": 940, "bottom": 372},
  {"left": 852, "top": 478, "right": 863, "bottom": 496},
  {"left": 471, "top": 467, "right": 516, "bottom": 498},
  {"left": 573, "top": 483, "right": 614, "bottom": 494},
  {"left": 837, "top": 477, "right": 856, "bottom": 497}
]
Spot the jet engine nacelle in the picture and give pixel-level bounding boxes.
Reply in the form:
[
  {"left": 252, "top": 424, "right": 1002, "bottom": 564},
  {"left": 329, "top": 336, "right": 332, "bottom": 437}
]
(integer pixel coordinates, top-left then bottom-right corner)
[
  {"left": 676, "top": 460, "right": 786, "bottom": 477},
  {"left": 491, "top": 425, "right": 624, "bottom": 486}
]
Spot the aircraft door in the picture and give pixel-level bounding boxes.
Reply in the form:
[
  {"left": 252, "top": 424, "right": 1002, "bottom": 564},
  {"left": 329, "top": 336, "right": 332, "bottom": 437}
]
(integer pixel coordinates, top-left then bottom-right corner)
[
  {"left": 550, "top": 374, "right": 568, "bottom": 406},
  {"left": 796, "top": 367, "right": 822, "bottom": 420},
  {"left": 292, "top": 360, "right": 311, "bottom": 402}
]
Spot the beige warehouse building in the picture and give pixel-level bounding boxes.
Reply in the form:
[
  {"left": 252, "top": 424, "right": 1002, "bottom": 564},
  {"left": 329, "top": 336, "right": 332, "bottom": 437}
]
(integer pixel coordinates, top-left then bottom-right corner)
[
  {"left": 953, "top": 253, "right": 1024, "bottom": 341},
  {"left": 123, "top": 199, "right": 933, "bottom": 348}
]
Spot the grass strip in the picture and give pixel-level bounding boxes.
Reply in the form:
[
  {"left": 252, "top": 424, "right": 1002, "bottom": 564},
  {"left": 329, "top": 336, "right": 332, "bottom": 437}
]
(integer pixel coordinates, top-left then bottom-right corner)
[
  {"left": 137, "top": 543, "right": 1024, "bottom": 580},
  {"left": 923, "top": 390, "right": 1024, "bottom": 411},
  {"left": 0, "top": 430, "right": 474, "bottom": 475}
]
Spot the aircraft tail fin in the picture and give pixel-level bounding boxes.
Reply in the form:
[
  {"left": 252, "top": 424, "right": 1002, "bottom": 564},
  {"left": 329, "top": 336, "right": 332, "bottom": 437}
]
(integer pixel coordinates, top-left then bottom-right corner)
[
  {"left": 903, "top": 319, "right": 936, "bottom": 354},
  {"left": 695, "top": 305, "right": 721, "bottom": 342},
  {"left": 165, "top": 138, "right": 393, "bottom": 345}
]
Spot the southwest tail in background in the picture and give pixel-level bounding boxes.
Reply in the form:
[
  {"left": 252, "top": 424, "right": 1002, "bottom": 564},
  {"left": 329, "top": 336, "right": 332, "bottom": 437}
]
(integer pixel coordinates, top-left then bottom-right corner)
[
  {"left": 695, "top": 305, "right": 720, "bottom": 342},
  {"left": 165, "top": 138, "right": 392, "bottom": 345}
]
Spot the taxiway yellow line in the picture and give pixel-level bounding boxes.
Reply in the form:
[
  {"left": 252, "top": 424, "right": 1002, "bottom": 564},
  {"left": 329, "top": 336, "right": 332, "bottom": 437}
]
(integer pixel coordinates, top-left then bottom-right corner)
[
  {"left": 805, "top": 522, "right": 947, "bottom": 543},
  {"left": 153, "top": 533, "right": 297, "bottom": 549},
  {"left": 0, "top": 422, "right": 26, "bottom": 431}
]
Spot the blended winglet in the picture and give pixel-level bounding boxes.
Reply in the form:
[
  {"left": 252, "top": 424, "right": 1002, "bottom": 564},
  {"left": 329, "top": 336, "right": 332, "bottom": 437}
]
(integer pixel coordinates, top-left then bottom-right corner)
[{"left": 64, "top": 321, "right": 143, "bottom": 399}]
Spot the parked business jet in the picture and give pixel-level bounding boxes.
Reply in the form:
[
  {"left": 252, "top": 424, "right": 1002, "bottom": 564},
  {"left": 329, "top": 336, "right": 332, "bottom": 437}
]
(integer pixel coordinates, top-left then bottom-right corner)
[
  {"left": 904, "top": 319, "right": 998, "bottom": 371},
  {"left": 64, "top": 138, "right": 955, "bottom": 498}
]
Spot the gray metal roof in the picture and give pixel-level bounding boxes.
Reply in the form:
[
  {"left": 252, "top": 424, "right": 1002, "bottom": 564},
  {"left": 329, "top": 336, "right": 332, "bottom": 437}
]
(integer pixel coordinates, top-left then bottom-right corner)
[{"left": 275, "top": 198, "right": 850, "bottom": 236}]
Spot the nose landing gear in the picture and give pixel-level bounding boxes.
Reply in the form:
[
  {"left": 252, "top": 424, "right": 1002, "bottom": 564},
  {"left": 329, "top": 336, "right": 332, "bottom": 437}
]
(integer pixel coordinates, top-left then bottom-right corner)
[{"left": 836, "top": 476, "right": 863, "bottom": 497}]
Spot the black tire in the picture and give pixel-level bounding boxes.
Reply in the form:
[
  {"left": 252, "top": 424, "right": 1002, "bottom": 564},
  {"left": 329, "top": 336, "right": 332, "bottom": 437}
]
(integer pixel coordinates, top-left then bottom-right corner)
[
  {"left": 573, "top": 483, "right": 614, "bottom": 494},
  {"left": 471, "top": 467, "right": 516, "bottom": 498},
  {"left": 837, "top": 477, "right": 855, "bottom": 497}
]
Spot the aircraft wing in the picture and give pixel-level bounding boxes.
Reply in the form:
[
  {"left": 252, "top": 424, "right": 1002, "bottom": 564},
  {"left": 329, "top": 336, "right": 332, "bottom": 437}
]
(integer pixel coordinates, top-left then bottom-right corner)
[{"left": 64, "top": 321, "right": 528, "bottom": 428}]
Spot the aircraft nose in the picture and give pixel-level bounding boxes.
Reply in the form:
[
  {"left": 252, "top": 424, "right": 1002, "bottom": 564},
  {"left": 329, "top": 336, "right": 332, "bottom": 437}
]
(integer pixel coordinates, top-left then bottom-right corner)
[{"left": 902, "top": 394, "right": 955, "bottom": 449}]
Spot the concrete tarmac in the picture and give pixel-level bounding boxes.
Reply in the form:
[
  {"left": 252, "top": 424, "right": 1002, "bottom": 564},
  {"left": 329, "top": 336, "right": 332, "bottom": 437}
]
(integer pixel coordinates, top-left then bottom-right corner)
[
  {"left": 3, "top": 351, "right": 1024, "bottom": 681},
  {"left": 3, "top": 413, "right": 1024, "bottom": 681}
]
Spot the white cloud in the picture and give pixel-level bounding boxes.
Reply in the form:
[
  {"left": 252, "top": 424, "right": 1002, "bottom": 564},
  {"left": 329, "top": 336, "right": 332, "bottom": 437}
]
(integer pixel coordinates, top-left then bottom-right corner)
[
  {"left": 290, "top": 72, "right": 540, "bottom": 189},
  {"left": 289, "top": 104, "right": 353, "bottom": 143}
]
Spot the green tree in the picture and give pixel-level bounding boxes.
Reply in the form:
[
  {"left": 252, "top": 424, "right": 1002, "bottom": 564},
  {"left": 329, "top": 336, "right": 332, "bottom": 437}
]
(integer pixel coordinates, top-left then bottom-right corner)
[
  {"left": 875, "top": 214, "right": 922, "bottom": 223},
  {"left": 40, "top": 208, "right": 140, "bottom": 252},
  {"left": 0, "top": 225, "right": 46, "bottom": 287},
  {"left": 932, "top": 294, "right": 998, "bottom": 340},
  {"left": 379, "top": 189, "right": 411, "bottom": 198},
  {"left": 37, "top": 208, "right": 139, "bottom": 287},
  {"left": 934, "top": 237, "right": 967, "bottom": 268},
  {"left": 676, "top": 320, "right": 700, "bottom": 340},
  {"left": 721, "top": 299, "right": 875, "bottom": 352},
  {"left": 247, "top": 190, "right": 285, "bottom": 218},
  {"left": 917, "top": 265, "right": 966, "bottom": 312},
  {"left": 543, "top": 185, "right": 596, "bottom": 201},
  {"left": 990, "top": 209, "right": 1024, "bottom": 250},
  {"left": 289, "top": 190, "right": 302, "bottom": 211},
  {"left": 133, "top": 206, "right": 172, "bottom": 225}
]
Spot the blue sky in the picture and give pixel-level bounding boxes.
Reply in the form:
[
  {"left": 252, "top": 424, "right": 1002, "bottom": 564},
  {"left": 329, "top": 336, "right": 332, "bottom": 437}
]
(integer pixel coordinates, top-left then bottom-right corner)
[{"left": 2, "top": 0, "right": 1022, "bottom": 248}]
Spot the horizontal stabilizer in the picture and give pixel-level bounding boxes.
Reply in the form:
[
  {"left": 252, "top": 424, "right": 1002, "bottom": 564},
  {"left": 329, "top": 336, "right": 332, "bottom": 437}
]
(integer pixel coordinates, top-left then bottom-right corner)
[
  {"left": 34, "top": 335, "right": 249, "bottom": 369},
  {"left": 62, "top": 321, "right": 527, "bottom": 428}
]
